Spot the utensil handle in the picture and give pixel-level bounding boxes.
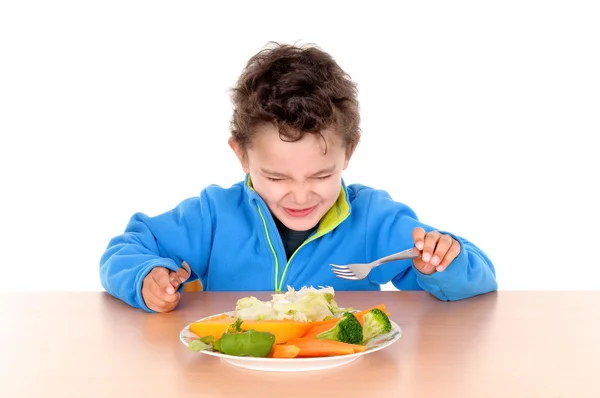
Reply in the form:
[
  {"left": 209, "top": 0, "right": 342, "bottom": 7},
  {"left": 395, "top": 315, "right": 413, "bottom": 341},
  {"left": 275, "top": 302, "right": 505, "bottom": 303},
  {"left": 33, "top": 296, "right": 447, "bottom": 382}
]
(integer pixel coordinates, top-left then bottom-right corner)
[{"left": 375, "top": 247, "right": 421, "bottom": 266}]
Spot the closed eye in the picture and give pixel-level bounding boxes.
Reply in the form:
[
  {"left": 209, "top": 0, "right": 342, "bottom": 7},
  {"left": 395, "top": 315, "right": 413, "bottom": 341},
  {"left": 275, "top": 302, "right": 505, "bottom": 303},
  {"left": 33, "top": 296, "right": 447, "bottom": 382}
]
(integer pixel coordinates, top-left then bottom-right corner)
[{"left": 265, "top": 175, "right": 331, "bottom": 182}]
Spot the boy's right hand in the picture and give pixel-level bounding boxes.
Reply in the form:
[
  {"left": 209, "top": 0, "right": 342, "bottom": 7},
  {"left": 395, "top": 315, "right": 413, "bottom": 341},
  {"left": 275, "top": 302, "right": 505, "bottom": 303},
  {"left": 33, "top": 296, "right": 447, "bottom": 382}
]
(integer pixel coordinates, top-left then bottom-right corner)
[{"left": 141, "top": 266, "right": 185, "bottom": 313}]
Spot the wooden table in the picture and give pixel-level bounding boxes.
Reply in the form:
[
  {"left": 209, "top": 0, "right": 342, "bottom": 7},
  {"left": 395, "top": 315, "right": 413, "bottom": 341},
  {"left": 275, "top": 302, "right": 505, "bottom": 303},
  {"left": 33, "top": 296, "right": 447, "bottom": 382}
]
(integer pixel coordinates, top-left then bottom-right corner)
[{"left": 1, "top": 291, "right": 599, "bottom": 397}]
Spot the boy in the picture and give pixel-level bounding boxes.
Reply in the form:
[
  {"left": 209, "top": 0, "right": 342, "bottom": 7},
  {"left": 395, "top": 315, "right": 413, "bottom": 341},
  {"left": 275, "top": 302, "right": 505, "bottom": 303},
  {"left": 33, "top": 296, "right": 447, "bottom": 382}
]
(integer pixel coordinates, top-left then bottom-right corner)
[{"left": 100, "top": 42, "right": 497, "bottom": 313}]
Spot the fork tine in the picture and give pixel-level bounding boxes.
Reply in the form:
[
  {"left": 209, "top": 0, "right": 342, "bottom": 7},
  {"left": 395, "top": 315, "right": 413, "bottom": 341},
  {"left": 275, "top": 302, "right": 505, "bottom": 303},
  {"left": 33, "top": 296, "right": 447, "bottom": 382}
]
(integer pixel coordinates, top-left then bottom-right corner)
[
  {"left": 333, "top": 269, "right": 355, "bottom": 276},
  {"left": 333, "top": 273, "right": 359, "bottom": 280},
  {"left": 330, "top": 264, "right": 350, "bottom": 270},
  {"left": 333, "top": 270, "right": 356, "bottom": 277}
]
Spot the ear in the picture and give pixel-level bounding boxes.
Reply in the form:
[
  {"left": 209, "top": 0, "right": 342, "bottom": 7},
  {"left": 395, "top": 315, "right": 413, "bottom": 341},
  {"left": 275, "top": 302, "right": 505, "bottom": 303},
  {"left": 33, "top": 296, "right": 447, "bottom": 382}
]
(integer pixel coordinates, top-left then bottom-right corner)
[
  {"left": 343, "top": 140, "right": 359, "bottom": 170},
  {"left": 228, "top": 138, "right": 249, "bottom": 173}
]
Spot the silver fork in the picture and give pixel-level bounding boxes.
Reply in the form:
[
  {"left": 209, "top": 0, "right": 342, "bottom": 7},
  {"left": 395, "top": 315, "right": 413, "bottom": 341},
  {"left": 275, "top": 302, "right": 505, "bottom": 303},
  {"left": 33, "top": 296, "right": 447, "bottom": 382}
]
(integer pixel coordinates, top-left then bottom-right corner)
[
  {"left": 170, "top": 260, "right": 192, "bottom": 289},
  {"left": 330, "top": 247, "right": 421, "bottom": 280}
]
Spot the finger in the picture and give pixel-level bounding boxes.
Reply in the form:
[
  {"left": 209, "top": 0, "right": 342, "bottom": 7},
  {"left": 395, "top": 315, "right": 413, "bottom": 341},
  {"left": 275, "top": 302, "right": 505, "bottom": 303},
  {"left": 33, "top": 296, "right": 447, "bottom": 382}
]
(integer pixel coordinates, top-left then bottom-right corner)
[
  {"left": 143, "top": 290, "right": 167, "bottom": 312},
  {"left": 430, "top": 234, "right": 453, "bottom": 267},
  {"left": 437, "top": 239, "right": 462, "bottom": 272},
  {"left": 141, "top": 280, "right": 172, "bottom": 312},
  {"left": 148, "top": 269, "right": 180, "bottom": 304},
  {"left": 149, "top": 278, "right": 180, "bottom": 304},
  {"left": 169, "top": 272, "right": 183, "bottom": 290},
  {"left": 144, "top": 291, "right": 179, "bottom": 313},
  {"left": 171, "top": 263, "right": 191, "bottom": 289},
  {"left": 421, "top": 231, "right": 441, "bottom": 263},
  {"left": 412, "top": 257, "right": 436, "bottom": 275},
  {"left": 142, "top": 268, "right": 180, "bottom": 312},
  {"left": 152, "top": 267, "right": 177, "bottom": 295},
  {"left": 144, "top": 276, "right": 180, "bottom": 305},
  {"left": 412, "top": 227, "right": 426, "bottom": 250}
]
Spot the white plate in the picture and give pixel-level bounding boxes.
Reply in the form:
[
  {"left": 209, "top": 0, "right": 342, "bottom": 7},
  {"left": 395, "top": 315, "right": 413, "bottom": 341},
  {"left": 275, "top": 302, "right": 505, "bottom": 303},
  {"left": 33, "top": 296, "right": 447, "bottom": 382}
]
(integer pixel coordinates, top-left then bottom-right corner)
[{"left": 179, "top": 312, "right": 402, "bottom": 372}]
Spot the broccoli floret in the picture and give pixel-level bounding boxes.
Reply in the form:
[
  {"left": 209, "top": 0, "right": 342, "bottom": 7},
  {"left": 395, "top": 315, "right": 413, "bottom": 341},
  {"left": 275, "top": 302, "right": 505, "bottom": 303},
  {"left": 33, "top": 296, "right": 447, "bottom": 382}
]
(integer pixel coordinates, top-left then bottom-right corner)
[
  {"left": 315, "top": 312, "right": 363, "bottom": 345},
  {"left": 362, "top": 308, "right": 392, "bottom": 342}
]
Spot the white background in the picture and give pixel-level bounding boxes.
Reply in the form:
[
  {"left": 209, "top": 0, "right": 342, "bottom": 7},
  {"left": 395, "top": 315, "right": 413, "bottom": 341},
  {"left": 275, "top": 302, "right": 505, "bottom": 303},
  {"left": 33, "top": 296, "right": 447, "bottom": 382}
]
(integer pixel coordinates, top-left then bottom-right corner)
[{"left": 1, "top": 1, "right": 599, "bottom": 292}]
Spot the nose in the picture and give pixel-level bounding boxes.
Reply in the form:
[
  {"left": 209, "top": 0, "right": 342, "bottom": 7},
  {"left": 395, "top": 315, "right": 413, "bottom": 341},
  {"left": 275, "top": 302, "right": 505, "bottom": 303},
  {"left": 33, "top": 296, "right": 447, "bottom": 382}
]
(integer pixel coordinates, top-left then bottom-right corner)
[{"left": 290, "top": 183, "right": 311, "bottom": 206}]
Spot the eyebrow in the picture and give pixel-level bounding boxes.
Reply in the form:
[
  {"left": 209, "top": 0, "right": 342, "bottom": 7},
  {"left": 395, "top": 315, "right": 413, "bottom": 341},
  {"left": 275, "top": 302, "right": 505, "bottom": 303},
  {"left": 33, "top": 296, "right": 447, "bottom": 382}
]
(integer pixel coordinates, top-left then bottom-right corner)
[{"left": 261, "top": 165, "right": 337, "bottom": 177}]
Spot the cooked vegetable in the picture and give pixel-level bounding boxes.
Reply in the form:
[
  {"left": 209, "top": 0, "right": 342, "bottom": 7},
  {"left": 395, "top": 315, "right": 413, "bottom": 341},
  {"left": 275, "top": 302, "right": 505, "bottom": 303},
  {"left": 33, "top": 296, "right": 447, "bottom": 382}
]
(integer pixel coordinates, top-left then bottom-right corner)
[
  {"left": 189, "top": 317, "right": 312, "bottom": 344},
  {"left": 218, "top": 330, "right": 275, "bottom": 357},
  {"left": 302, "top": 322, "right": 335, "bottom": 339},
  {"left": 188, "top": 339, "right": 210, "bottom": 352},
  {"left": 240, "top": 320, "right": 312, "bottom": 344},
  {"left": 272, "top": 291, "right": 334, "bottom": 322},
  {"left": 189, "top": 316, "right": 236, "bottom": 340},
  {"left": 302, "top": 304, "right": 390, "bottom": 338},
  {"left": 185, "top": 287, "right": 394, "bottom": 359},
  {"left": 233, "top": 286, "right": 344, "bottom": 322},
  {"left": 352, "top": 304, "right": 389, "bottom": 324},
  {"left": 226, "top": 318, "right": 244, "bottom": 333},
  {"left": 361, "top": 308, "right": 392, "bottom": 342},
  {"left": 284, "top": 338, "right": 366, "bottom": 357},
  {"left": 315, "top": 312, "right": 363, "bottom": 345},
  {"left": 235, "top": 296, "right": 278, "bottom": 320},
  {"left": 216, "top": 318, "right": 276, "bottom": 357},
  {"left": 199, "top": 335, "right": 215, "bottom": 344},
  {"left": 269, "top": 344, "right": 300, "bottom": 358},
  {"left": 323, "top": 292, "right": 354, "bottom": 316}
]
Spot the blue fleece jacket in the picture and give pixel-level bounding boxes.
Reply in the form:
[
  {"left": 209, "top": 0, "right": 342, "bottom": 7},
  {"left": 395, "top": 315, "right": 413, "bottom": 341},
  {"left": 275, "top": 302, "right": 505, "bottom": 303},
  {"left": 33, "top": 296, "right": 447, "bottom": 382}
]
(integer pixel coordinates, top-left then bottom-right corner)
[{"left": 99, "top": 177, "right": 498, "bottom": 312}]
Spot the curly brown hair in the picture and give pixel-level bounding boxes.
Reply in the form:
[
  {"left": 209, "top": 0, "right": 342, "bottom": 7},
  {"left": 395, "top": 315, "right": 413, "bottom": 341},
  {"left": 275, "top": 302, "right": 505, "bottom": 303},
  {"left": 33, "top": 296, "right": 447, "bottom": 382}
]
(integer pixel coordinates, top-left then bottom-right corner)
[{"left": 229, "top": 42, "right": 361, "bottom": 155}]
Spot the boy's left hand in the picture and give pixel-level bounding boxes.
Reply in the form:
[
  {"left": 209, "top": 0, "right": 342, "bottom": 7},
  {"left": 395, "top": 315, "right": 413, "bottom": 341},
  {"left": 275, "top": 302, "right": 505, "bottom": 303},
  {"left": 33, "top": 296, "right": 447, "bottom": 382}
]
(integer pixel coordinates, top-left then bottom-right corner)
[{"left": 412, "top": 227, "right": 461, "bottom": 275}]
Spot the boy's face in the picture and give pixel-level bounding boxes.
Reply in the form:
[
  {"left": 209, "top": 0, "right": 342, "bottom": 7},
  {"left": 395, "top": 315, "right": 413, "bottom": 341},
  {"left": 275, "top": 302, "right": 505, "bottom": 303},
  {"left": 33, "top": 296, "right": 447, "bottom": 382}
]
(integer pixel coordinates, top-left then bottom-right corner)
[{"left": 230, "top": 124, "right": 353, "bottom": 231}]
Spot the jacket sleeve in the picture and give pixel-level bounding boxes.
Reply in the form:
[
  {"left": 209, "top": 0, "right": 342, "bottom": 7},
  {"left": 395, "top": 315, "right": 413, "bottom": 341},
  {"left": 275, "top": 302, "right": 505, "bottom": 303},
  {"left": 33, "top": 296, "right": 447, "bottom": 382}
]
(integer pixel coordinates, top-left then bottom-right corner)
[
  {"left": 99, "top": 191, "right": 214, "bottom": 312},
  {"left": 363, "top": 188, "right": 498, "bottom": 301}
]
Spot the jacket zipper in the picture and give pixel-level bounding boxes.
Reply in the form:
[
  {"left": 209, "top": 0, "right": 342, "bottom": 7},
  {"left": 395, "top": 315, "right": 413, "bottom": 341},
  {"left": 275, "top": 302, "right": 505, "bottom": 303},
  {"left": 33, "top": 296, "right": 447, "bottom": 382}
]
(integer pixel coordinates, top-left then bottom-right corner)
[
  {"left": 256, "top": 203, "right": 349, "bottom": 292},
  {"left": 256, "top": 205, "right": 280, "bottom": 291}
]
